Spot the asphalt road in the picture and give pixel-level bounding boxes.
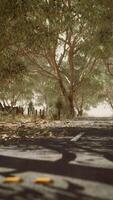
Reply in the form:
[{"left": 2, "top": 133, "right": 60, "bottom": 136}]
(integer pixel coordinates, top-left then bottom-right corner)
[{"left": 0, "top": 130, "right": 113, "bottom": 200}]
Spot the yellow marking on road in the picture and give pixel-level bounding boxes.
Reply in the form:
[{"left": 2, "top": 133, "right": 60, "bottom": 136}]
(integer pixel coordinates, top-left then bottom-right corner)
[
  {"left": 33, "top": 177, "right": 53, "bottom": 184},
  {"left": 3, "top": 176, "right": 23, "bottom": 183}
]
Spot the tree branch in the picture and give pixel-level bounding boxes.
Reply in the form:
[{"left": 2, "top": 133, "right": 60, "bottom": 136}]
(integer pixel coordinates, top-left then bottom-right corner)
[{"left": 22, "top": 50, "right": 59, "bottom": 80}]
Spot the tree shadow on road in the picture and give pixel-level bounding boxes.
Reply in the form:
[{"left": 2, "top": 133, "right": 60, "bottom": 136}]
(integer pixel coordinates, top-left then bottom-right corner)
[
  {"left": 0, "top": 138, "right": 113, "bottom": 199},
  {"left": 0, "top": 139, "right": 113, "bottom": 185},
  {"left": 0, "top": 181, "right": 105, "bottom": 200}
]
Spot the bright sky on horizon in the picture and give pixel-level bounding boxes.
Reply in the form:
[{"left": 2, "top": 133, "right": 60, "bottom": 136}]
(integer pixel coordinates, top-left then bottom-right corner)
[{"left": 87, "top": 102, "right": 113, "bottom": 117}]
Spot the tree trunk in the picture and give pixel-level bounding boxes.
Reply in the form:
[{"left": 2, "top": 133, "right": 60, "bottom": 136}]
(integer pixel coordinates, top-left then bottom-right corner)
[
  {"left": 57, "top": 108, "right": 61, "bottom": 120},
  {"left": 55, "top": 70, "right": 75, "bottom": 118},
  {"left": 51, "top": 51, "right": 75, "bottom": 118},
  {"left": 77, "top": 109, "right": 83, "bottom": 117},
  {"left": 67, "top": 94, "right": 75, "bottom": 118}
]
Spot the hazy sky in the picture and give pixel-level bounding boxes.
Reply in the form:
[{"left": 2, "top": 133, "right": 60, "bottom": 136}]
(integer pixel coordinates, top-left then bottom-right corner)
[{"left": 87, "top": 102, "right": 113, "bottom": 117}]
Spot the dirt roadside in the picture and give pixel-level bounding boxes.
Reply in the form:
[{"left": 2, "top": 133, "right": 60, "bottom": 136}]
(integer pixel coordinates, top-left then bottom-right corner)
[{"left": 0, "top": 119, "right": 113, "bottom": 144}]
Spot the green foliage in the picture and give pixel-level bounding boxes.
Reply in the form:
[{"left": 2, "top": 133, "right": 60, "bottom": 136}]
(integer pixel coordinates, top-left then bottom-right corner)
[
  {"left": 75, "top": 0, "right": 113, "bottom": 58},
  {"left": 0, "top": 0, "right": 113, "bottom": 118},
  {"left": 0, "top": 49, "right": 36, "bottom": 106}
]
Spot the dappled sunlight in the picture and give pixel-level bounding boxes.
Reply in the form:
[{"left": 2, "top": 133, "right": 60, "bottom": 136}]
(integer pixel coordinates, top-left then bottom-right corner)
[{"left": 0, "top": 0, "right": 113, "bottom": 199}]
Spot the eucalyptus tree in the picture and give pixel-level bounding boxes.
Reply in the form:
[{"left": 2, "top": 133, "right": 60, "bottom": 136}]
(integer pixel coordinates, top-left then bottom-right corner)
[
  {"left": 75, "top": 0, "right": 113, "bottom": 74},
  {"left": 74, "top": 70, "right": 104, "bottom": 116},
  {"left": 0, "top": 49, "right": 35, "bottom": 107},
  {"left": 17, "top": 0, "right": 98, "bottom": 117},
  {"left": 101, "top": 73, "right": 113, "bottom": 111},
  {"left": 0, "top": 0, "right": 113, "bottom": 117},
  {"left": 33, "top": 76, "right": 64, "bottom": 119}
]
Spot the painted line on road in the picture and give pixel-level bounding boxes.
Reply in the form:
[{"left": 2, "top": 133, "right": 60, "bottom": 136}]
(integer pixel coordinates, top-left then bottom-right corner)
[{"left": 71, "top": 132, "right": 85, "bottom": 142}]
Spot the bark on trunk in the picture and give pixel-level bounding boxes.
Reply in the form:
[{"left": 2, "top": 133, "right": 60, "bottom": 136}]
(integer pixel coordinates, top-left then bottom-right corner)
[
  {"left": 77, "top": 109, "right": 83, "bottom": 117},
  {"left": 67, "top": 94, "right": 75, "bottom": 118},
  {"left": 57, "top": 80, "right": 75, "bottom": 118},
  {"left": 51, "top": 51, "right": 75, "bottom": 119},
  {"left": 57, "top": 108, "right": 61, "bottom": 120}
]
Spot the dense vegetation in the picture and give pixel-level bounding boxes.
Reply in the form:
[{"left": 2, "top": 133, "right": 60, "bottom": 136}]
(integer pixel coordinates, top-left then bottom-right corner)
[{"left": 0, "top": 0, "right": 113, "bottom": 119}]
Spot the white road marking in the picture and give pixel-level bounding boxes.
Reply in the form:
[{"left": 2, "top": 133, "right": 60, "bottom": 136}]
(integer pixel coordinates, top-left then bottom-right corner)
[{"left": 71, "top": 132, "right": 85, "bottom": 142}]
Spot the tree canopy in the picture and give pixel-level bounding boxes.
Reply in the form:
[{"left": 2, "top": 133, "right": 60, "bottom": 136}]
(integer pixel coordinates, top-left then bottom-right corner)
[{"left": 0, "top": 0, "right": 113, "bottom": 118}]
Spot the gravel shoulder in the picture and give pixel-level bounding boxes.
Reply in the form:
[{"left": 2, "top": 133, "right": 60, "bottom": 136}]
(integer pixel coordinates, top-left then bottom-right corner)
[{"left": 0, "top": 118, "right": 113, "bottom": 144}]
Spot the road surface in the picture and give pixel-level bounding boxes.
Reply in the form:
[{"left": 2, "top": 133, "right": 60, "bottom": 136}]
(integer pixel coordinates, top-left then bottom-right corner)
[{"left": 0, "top": 130, "right": 113, "bottom": 200}]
